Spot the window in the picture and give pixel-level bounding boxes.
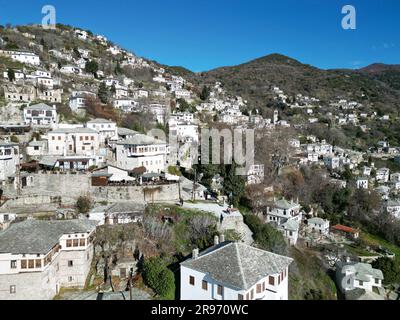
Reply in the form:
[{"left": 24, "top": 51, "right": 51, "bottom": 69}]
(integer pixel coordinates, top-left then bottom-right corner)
[
  {"left": 80, "top": 239, "right": 86, "bottom": 246},
  {"left": 238, "top": 294, "right": 244, "bottom": 300},
  {"left": 256, "top": 284, "right": 262, "bottom": 294},
  {"left": 68, "top": 260, "right": 73, "bottom": 267},
  {"left": 10, "top": 260, "right": 17, "bottom": 269},
  {"left": 262, "top": 282, "right": 265, "bottom": 291},
  {"left": 250, "top": 289, "right": 254, "bottom": 300},
  {"left": 375, "top": 278, "right": 379, "bottom": 284},
  {"left": 269, "top": 276, "right": 275, "bottom": 286},
  {"left": 66, "top": 240, "right": 72, "bottom": 247},
  {"left": 21, "top": 260, "right": 27, "bottom": 269},
  {"left": 202, "top": 280, "right": 208, "bottom": 291},
  {"left": 28, "top": 260, "right": 35, "bottom": 269},
  {"left": 73, "top": 239, "right": 79, "bottom": 247},
  {"left": 246, "top": 293, "right": 249, "bottom": 300},
  {"left": 10, "top": 285, "right": 16, "bottom": 294},
  {"left": 359, "top": 280, "right": 363, "bottom": 286},
  {"left": 68, "top": 276, "right": 73, "bottom": 282},
  {"left": 217, "top": 285, "right": 223, "bottom": 296},
  {"left": 189, "top": 276, "right": 195, "bottom": 286}
]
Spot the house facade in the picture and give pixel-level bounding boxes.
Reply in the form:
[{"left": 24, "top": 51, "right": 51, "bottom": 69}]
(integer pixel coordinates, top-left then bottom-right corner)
[
  {"left": 0, "top": 220, "right": 97, "bottom": 300},
  {"left": 336, "top": 261, "right": 384, "bottom": 294},
  {"left": 180, "top": 240, "right": 293, "bottom": 300},
  {"left": 116, "top": 135, "right": 168, "bottom": 173},
  {"left": 0, "top": 143, "right": 20, "bottom": 182},
  {"left": 47, "top": 128, "right": 100, "bottom": 157},
  {"left": 23, "top": 103, "right": 58, "bottom": 126}
]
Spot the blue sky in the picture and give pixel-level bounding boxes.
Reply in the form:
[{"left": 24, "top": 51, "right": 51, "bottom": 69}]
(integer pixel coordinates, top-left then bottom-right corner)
[{"left": 0, "top": 0, "right": 399, "bottom": 71}]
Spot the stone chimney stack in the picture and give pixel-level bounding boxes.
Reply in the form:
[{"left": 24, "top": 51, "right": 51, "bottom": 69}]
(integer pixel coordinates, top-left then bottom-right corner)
[
  {"left": 214, "top": 235, "right": 219, "bottom": 246},
  {"left": 192, "top": 248, "right": 199, "bottom": 260}
]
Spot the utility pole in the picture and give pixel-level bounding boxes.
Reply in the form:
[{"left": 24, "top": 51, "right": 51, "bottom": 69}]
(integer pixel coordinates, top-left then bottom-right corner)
[
  {"left": 192, "top": 168, "right": 197, "bottom": 202},
  {"left": 15, "top": 145, "right": 21, "bottom": 197},
  {"left": 128, "top": 268, "right": 133, "bottom": 301}
]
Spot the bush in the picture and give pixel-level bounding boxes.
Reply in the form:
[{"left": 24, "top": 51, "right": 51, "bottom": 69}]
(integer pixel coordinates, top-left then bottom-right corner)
[
  {"left": 371, "top": 257, "right": 400, "bottom": 285},
  {"left": 142, "top": 257, "right": 175, "bottom": 300},
  {"left": 244, "top": 214, "right": 288, "bottom": 255},
  {"left": 76, "top": 196, "right": 92, "bottom": 214}
]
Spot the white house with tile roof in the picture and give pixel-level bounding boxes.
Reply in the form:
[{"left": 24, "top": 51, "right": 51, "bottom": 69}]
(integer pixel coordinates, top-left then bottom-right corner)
[
  {"left": 265, "top": 198, "right": 302, "bottom": 245},
  {"left": 336, "top": 261, "right": 384, "bottom": 295},
  {"left": 116, "top": 134, "right": 168, "bottom": 173},
  {"left": 85, "top": 118, "right": 117, "bottom": 144},
  {"left": 180, "top": 239, "right": 293, "bottom": 300},
  {"left": 307, "top": 217, "right": 330, "bottom": 235},
  {"left": 0, "top": 220, "right": 97, "bottom": 300},
  {"left": 23, "top": 103, "right": 58, "bottom": 126},
  {"left": 47, "top": 127, "right": 100, "bottom": 157}
]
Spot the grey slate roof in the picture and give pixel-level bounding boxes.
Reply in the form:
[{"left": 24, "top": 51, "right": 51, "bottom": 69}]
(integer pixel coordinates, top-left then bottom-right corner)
[
  {"left": 50, "top": 127, "right": 97, "bottom": 134},
  {"left": 117, "top": 127, "right": 139, "bottom": 136},
  {"left": 308, "top": 217, "right": 327, "bottom": 225},
  {"left": 341, "top": 262, "right": 384, "bottom": 281},
  {"left": 181, "top": 241, "right": 293, "bottom": 290},
  {"left": 106, "top": 201, "right": 146, "bottom": 214},
  {"left": 87, "top": 118, "right": 114, "bottom": 124},
  {"left": 117, "top": 134, "right": 165, "bottom": 146},
  {"left": 26, "top": 103, "right": 53, "bottom": 111},
  {"left": 0, "top": 219, "right": 98, "bottom": 255},
  {"left": 274, "top": 199, "right": 299, "bottom": 210}
]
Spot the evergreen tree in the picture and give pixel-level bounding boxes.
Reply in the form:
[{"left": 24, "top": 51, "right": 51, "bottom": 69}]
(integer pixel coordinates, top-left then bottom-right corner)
[
  {"left": 85, "top": 60, "right": 99, "bottom": 76},
  {"left": 98, "top": 82, "right": 109, "bottom": 104},
  {"left": 200, "top": 85, "right": 210, "bottom": 101},
  {"left": 223, "top": 163, "right": 246, "bottom": 206},
  {"left": 7, "top": 69, "right": 15, "bottom": 82}
]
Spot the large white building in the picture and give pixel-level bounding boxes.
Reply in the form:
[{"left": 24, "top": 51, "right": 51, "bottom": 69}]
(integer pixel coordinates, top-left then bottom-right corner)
[
  {"left": 47, "top": 127, "right": 100, "bottom": 157},
  {"left": 180, "top": 240, "right": 293, "bottom": 300},
  {"left": 116, "top": 134, "right": 168, "bottom": 173},
  {"left": 86, "top": 118, "right": 117, "bottom": 145},
  {"left": 265, "top": 198, "right": 302, "bottom": 246},
  {"left": 0, "top": 50, "right": 40, "bottom": 66},
  {"left": 336, "top": 261, "right": 384, "bottom": 296},
  {"left": 0, "top": 143, "right": 20, "bottom": 182},
  {"left": 23, "top": 103, "right": 58, "bottom": 126},
  {"left": 0, "top": 220, "right": 97, "bottom": 300}
]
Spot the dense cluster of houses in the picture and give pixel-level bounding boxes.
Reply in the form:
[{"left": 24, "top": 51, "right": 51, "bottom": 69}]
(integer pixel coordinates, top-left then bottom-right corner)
[{"left": 0, "top": 25, "right": 395, "bottom": 301}]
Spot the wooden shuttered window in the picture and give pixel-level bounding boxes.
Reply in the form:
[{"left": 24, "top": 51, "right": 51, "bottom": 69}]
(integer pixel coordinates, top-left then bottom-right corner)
[
  {"left": 189, "top": 276, "right": 195, "bottom": 286},
  {"left": 256, "top": 284, "right": 262, "bottom": 293},
  {"left": 202, "top": 280, "right": 208, "bottom": 291},
  {"left": 79, "top": 239, "right": 85, "bottom": 246},
  {"left": 21, "top": 260, "right": 27, "bottom": 269},
  {"left": 28, "top": 260, "right": 34, "bottom": 269},
  {"left": 35, "top": 259, "right": 42, "bottom": 268},
  {"left": 73, "top": 239, "right": 79, "bottom": 247},
  {"left": 217, "top": 285, "right": 223, "bottom": 295},
  {"left": 269, "top": 276, "right": 275, "bottom": 285},
  {"left": 66, "top": 240, "right": 72, "bottom": 247},
  {"left": 238, "top": 294, "right": 244, "bottom": 300}
]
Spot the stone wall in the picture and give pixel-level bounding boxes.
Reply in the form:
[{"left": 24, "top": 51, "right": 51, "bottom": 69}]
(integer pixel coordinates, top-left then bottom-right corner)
[{"left": 3, "top": 172, "right": 181, "bottom": 207}]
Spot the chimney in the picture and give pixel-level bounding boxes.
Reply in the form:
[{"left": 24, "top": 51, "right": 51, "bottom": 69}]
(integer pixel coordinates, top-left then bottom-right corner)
[
  {"left": 214, "top": 235, "right": 219, "bottom": 246},
  {"left": 219, "top": 234, "right": 225, "bottom": 243},
  {"left": 192, "top": 248, "right": 199, "bottom": 260}
]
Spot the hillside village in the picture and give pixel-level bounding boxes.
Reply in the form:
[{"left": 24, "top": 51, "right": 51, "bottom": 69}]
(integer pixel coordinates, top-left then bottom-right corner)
[{"left": 0, "top": 24, "right": 400, "bottom": 301}]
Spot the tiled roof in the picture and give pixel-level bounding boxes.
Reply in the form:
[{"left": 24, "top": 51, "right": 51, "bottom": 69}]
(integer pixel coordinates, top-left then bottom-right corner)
[
  {"left": 181, "top": 241, "right": 293, "bottom": 290},
  {"left": 0, "top": 220, "right": 97, "bottom": 254}
]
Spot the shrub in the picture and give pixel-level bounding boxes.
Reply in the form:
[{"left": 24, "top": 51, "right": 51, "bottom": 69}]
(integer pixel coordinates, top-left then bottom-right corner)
[
  {"left": 244, "top": 214, "right": 288, "bottom": 255},
  {"left": 142, "top": 257, "right": 175, "bottom": 300},
  {"left": 76, "top": 196, "right": 92, "bottom": 214}
]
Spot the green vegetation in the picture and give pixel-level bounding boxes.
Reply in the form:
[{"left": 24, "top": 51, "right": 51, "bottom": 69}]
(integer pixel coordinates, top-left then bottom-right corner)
[
  {"left": 142, "top": 257, "right": 175, "bottom": 300},
  {"left": 371, "top": 257, "right": 400, "bottom": 285},
  {"left": 76, "top": 196, "right": 92, "bottom": 214},
  {"left": 289, "top": 248, "right": 337, "bottom": 300},
  {"left": 243, "top": 214, "right": 287, "bottom": 255},
  {"left": 85, "top": 60, "right": 99, "bottom": 76}
]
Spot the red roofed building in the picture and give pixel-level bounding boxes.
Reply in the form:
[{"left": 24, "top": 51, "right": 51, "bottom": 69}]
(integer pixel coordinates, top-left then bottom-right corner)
[{"left": 331, "top": 224, "right": 360, "bottom": 239}]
